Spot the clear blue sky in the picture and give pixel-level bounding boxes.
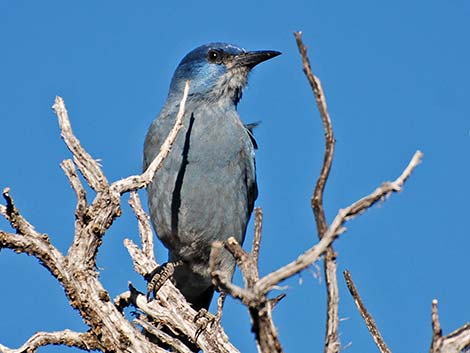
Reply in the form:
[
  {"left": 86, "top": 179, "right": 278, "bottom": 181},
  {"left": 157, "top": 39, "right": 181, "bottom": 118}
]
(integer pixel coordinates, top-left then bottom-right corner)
[{"left": 1, "top": 1, "right": 469, "bottom": 352}]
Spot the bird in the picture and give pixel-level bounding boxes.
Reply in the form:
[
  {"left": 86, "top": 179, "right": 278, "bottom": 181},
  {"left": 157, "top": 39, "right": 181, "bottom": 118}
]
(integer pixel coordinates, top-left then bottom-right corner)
[{"left": 143, "top": 42, "right": 280, "bottom": 311}]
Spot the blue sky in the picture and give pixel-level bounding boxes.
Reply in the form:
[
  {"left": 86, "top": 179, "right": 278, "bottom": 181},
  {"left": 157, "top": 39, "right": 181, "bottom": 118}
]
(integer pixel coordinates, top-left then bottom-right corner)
[{"left": 1, "top": 1, "right": 469, "bottom": 352}]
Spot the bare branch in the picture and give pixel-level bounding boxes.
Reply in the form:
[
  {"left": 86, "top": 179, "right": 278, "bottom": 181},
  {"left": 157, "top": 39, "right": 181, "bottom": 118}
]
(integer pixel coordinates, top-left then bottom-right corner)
[
  {"left": 0, "top": 189, "right": 65, "bottom": 277},
  {"left": 0, "top": 191, "right": 156, "bottom": 353},
  {"left": 124, "top": 233, "right": 240, "bottom": 352},
  {"left": 129, "top": 192, "right": 155, "bottom": 262},
  {"left": 211, "top": 223, "right": 284, "bottom": 352},
  {"left": 135, "top": 317, "right": 192, "bottom": 353},
  {"left": 2, "top": 187, "right": 41, "bottom": 236},
  {"left": 114, "top": 290, "right": 132, "bottom": 312},
  {"left": 209, "top": 241, "right": 256, "bottom": 304},
  {"left": 293, "top": 31, "right": 334, "bottom": 233},
  {"left": 123, "top": 286, "right": 240, "bottom": 353},
  {"left": 440, "top": 324, "right": 470, "bottom": 353},
  {"left": 224, "top": 237, "right": 254, "bottom": 285},
  {"left": 61, "top": 159, "right": 88, "bottom": 229},
  {"left": 52, "top": 97, "right": 109, "bottom": 192},
  {"left": 0, "top": 230, "right": 65, "bottom": 280},
  {"left": 212, "top": 268, "right": 254, "bottom": 304},
  {"left": 0, "top": 330, "right": 101, "bottom": 353},
  {"left": 112, "top": 81, "right": 190, "bottom": 195},
  {"left": 124, "top": 238, "right": 157, "bottom": 277},
  {"left": 429, "top": 300, "right": 470, "bottom": 353},
  {"left": 294, "top": 31, "right": 339, "bottom": 353},
  {"left": 344, "top": 150, "right": 422, "bottom": 220},
  {"left": 256, "top": 151, "right": 423, "bottom": 295},
  {"left": 251, "top": 207, "right": 263, "bottom": 272},
  {"left": 430, "top": 299, "right": 443, "bottom": 353},
  {"left": 344, "top": 270, "right": 392, "bottom": 353}
]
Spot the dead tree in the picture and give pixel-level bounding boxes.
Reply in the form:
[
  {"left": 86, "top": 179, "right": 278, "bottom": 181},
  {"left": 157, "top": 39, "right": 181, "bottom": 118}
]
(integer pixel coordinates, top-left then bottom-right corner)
[{"left": 0, "top": 33, "right": 467, "bottom": 353}]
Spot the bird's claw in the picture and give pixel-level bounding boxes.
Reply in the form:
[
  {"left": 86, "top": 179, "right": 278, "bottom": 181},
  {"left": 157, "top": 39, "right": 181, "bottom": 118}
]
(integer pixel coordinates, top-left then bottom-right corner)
[
  {"left": 146, "top": 261, "right": 182, "bottom": 301},
  {"left": 194, "top": 308, "right": 216, "bottom": 339}
]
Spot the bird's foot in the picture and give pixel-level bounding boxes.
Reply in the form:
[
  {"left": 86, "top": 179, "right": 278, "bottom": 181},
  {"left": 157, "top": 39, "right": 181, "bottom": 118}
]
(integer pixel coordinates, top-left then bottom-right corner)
[
  {"left": 146, "top": 260, "right": 183, "bottom": 301},
  {"left": 194, "top": 309, "right": 216, "bottom": 339}
]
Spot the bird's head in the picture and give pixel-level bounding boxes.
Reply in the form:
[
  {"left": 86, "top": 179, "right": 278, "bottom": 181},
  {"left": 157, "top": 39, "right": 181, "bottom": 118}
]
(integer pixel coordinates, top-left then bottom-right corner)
[{"left": 168, "top": 43, "right": 281, "bottom": 106}]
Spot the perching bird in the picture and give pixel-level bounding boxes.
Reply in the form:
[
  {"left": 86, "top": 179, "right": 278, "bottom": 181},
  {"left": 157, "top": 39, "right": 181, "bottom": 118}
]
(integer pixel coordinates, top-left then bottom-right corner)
[{"left": 143, "top": 43, "right": 280, "bottom": 310}]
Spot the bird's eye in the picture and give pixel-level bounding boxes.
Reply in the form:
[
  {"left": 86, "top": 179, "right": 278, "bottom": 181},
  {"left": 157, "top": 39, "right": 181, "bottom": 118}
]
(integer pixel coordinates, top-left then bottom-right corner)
[{"left": 207, "top": 49, "right": 222, "bottom": 63}]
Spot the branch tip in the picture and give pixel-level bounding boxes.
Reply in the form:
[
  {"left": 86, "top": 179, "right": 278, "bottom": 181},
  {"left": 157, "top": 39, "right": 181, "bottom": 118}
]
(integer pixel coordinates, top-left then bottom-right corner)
[{"left": 344, "top": 270, "right": 391, "bottom": 353}]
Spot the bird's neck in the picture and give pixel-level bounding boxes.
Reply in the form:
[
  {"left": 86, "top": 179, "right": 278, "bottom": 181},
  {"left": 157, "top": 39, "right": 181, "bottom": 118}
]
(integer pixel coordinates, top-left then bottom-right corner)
[{"left": 185, "top": 93, "right": 239, "bottom": 111}]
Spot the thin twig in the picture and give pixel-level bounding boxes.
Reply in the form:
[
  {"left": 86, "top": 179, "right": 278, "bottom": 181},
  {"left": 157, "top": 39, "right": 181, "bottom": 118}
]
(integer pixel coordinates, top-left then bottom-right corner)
[
  {"left": 294, "top": 31, "right": 339, "bottom": 353},
  {"left": 430, "top": 299, "right": 443, "bottom": 353},
  {"left": 129, "top": 191, "right": 155, "bottom": 262},
  {"left": 344, "top": 270, "right": 392, "bottom": 353},
  {"left": 112, "top": 81, "right": 190, "bottom": 195}
]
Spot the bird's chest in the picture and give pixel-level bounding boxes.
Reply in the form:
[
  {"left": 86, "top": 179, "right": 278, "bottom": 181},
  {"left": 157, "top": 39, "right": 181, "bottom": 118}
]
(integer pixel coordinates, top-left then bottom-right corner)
[{"left": 170, "top": 107, "right": 250, "bottom": 170}]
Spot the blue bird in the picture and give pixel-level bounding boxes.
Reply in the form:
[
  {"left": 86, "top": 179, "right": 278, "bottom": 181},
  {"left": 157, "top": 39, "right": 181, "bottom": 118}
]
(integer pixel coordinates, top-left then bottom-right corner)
[{"left": 144, "top": 43, "right": 280, "bottom": 310}]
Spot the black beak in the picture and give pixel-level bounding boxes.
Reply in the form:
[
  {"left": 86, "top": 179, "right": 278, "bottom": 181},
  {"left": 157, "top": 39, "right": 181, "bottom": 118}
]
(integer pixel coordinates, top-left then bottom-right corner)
[{"left": 233, "top": 50, "right": 281, "bottom": 69}]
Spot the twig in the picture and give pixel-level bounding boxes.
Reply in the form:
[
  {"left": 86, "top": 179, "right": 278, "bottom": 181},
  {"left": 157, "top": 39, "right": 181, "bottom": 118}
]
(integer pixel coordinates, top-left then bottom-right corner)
[
  {"left": 135, "top": 317, "right": 192, "bottom": 353},
  {"left": 294, "top": 31, "right": 339, "bottom": 353},
  {"left": 430, "top": 299, "right": 443, "bottom": 353},
  {"left": 251, "top": 207, "right": 263, "bottom": 271},
  {"left": 0, "top": 330, "right": 101, "bottom": 353},
  {"left": 52, "top": 97, "right": 109, "bottom": 192},
  {"left": 293, "top": 32, "right": 334, "bottom": 232},
  {"left": 124, "top": 238, "right": 158, "bottom": 277},
  {"left": 225, "top": 237, "right": 258, "bottom": 288},
  {"left": 429, "top": 300, "right": 470, "bottom": 353},
  {"left": 112, "top": 80, "right": 190, "bottom": 195},
  {"left": 2, "top": 187, "right": 40, "bottom": 236},
  {"left": 256, "top": 151, "right": 423, "bottom": 294},
  {"left": 343, "top": 270, "right": 392, "bottom": 353},
  {"left": 61, "top": 159, "right": 88, "bottom": 230},
  {"left": 209, "top": 241, "right": 259, "bottom": 305},
  {"left": 212, "top": 269, "right": 254, "bottom": 304},
  {"left": 129, "top": 191, "right": 155, "bottom": 262}
]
